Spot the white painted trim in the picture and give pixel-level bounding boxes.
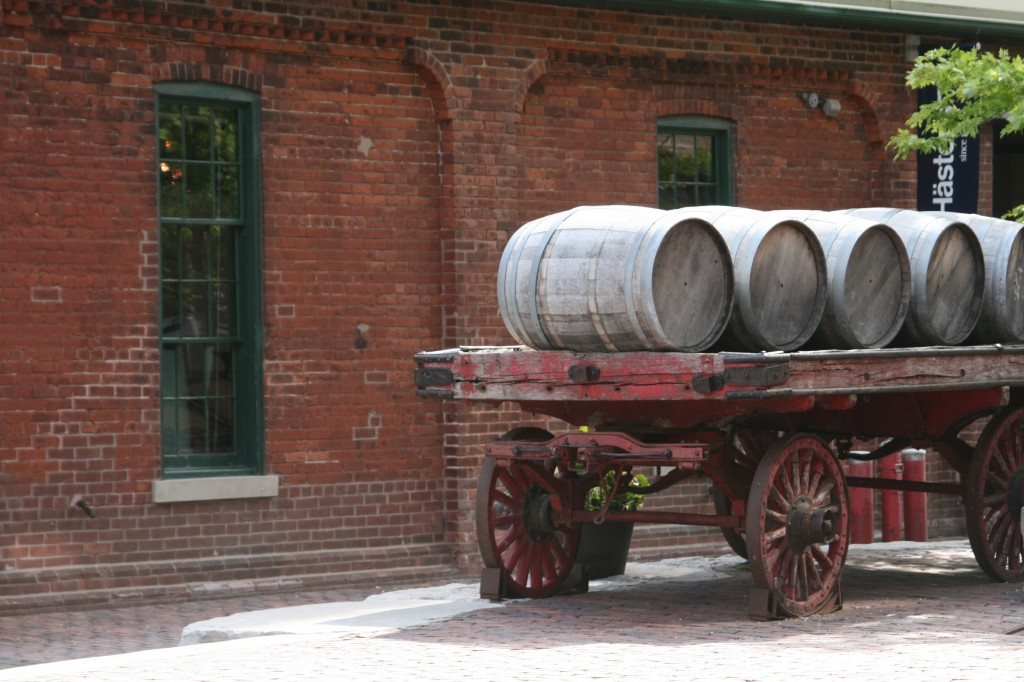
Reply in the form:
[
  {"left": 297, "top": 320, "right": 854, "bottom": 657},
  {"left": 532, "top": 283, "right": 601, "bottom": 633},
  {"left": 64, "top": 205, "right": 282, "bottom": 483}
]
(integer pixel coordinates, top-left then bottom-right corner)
[{"left": 769, "top": 0, "right": 1024, "bottom": 25}]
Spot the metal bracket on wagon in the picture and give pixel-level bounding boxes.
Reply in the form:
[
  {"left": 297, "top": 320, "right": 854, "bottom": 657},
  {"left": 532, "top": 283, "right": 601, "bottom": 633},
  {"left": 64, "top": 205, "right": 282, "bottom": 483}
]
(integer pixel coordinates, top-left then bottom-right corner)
[{"left": 724, "top": 363, "right": 790, "bottom": 388}]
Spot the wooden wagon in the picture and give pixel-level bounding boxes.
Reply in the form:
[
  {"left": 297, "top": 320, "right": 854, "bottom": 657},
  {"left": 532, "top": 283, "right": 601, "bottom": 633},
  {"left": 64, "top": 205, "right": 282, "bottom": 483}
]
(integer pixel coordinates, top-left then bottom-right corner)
[{"left": 414, "top": 343, "right": 1024, "bottom": 618}]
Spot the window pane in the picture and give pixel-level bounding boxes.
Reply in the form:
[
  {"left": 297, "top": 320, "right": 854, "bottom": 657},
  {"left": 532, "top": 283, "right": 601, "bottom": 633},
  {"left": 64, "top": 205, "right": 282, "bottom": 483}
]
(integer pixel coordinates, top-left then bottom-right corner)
[
  {"left": 160, "top": 224, "right": 180, "bottom": 279},
  {"left": 696, "top": 135, "right": 714, "bottom": 183},
  {"left": 697, "top": 185, "right": 718, "bottom": 205},
  {"left": 158, "top": 103, "right": 183, "bottom": 160},
  {"left": 212, "top": 282, "right": 236, "bottom": 337},
  {"left": 215, "top": 110, "right": 238, "bottom": 162},
  {"left": 211, "top": 225, "right": 235, "bottom": 280},
  {"left": 160, "top": 345, "right": 182, "bottom": 453},
  {"left": 674, "top": 135, "right": 697, "bottom": 184},
  {"left": 657, "top": 182, "right": 676, "bottom": 210},
  {"left": 161, "top": 282, "right": 181, "bottom": 338},
  {"left": 184, "top": 106, "right": 212, "bottom": 160},
  {"left": 181, "top": 283, "right": 209, "bottom": 337},
  {"left": 210, "top": 398, "right": 235, "bottom": 453},
  {"left": 159, "top": 163, "right": 184, "bottom": 218},
  {"left": 216, "top": 165, "right": 240, "bottom": 219},
  {"left": 180, "top": 226, "right": 207, "bottom": 279},
  {"left": 185, "top": 163, "right": 213, "bottom": 218}
]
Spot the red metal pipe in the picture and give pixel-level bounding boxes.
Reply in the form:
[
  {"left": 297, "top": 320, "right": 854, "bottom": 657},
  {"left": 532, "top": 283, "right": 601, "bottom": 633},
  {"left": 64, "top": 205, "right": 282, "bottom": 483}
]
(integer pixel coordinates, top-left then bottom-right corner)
[
  {"left": 845, "top": 477, "right": 961, "bottom": 495},
  {"left": 879, "top": 452, "right": 903, "bottom": 542},
  {"left": 902, "top": 448, "right": 928, "bottom": 542},
  {"left": 848, "top": 459, "right": 874, "bottom": 544}
]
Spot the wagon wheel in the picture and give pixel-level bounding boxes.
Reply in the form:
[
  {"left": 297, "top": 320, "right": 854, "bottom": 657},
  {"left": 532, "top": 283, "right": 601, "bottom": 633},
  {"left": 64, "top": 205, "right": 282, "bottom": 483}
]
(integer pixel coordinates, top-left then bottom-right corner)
[
  {"left": 746, "top": 433, "right": 849, "bottom": 617},
  {"left": 714, "top": 429, "right": 779, "bottom": 559},
  {"left": 964, "top": 405, "right": 1024, "bottom": 582},
  {"left": 476, "top": 429, "right": 580, "bottom": 598}
]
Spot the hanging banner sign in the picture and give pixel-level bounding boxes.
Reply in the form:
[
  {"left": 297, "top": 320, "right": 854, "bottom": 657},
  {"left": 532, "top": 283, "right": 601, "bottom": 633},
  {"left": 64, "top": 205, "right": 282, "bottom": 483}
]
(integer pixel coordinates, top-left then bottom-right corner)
[{"left": 916, "top": 43, "right": 981, "bottom": 213}]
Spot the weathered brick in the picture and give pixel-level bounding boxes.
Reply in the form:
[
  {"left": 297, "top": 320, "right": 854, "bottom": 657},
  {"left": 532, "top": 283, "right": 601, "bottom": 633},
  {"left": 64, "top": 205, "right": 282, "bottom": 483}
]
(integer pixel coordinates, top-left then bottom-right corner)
[{"left": 2, "top": 0, "right": 1012, "bottom": 611}]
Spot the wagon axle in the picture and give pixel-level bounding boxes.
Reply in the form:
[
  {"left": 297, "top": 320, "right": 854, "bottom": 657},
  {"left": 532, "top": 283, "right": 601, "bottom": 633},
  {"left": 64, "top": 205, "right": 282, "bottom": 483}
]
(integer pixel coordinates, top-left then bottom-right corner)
[
  {"left": 786, "top": 496, "right": 838, "bottom": 554},
  {"left": 522, "top": 488, "right": 558, "bottom": 541}
]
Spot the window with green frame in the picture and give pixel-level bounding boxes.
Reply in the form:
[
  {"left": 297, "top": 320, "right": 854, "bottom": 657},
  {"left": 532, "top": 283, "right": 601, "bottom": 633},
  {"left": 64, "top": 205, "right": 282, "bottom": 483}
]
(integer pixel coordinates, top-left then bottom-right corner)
[
  {"left": 156, "top": 82, "right": 264, "bottom": 478},
  {"left": 657, "top": 116, "right": 735, "bottom": 209}
]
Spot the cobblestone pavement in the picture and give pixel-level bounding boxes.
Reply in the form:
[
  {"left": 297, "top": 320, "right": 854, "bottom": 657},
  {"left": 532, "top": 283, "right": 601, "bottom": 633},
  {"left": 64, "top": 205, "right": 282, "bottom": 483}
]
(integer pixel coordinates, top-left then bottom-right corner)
[
  {"left": 3, "top": 540, "right": 1024, "bottom": 681},
  {"left": 0, "top": 586, "right": 391, "bottom": 669}
]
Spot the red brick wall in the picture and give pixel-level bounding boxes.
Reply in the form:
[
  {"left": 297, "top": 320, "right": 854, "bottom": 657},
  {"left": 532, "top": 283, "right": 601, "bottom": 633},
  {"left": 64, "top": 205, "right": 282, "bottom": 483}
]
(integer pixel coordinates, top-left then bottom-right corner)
[{"left": 1, "top": 0, "right": 1015, "bottom": 609}]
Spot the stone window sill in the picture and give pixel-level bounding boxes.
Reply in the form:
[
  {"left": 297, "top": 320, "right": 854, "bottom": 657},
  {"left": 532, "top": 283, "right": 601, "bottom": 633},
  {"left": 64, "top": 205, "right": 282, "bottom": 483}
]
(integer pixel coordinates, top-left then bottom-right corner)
[{"left": 152, "top": 475, "right": 279, "bottom": 504}]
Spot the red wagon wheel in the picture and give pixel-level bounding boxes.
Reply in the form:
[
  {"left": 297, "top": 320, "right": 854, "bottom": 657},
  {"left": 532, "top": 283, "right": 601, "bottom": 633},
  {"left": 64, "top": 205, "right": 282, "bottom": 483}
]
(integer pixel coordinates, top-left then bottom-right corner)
[
  {"left": 746, "top": 434, "right": 849, "bottom": 617},
  {"left": 475, "top": 429, "right": 580, "bottom": 598},
  {"left": 964, "top": 405, "right": 1024, "bottom": 582}
]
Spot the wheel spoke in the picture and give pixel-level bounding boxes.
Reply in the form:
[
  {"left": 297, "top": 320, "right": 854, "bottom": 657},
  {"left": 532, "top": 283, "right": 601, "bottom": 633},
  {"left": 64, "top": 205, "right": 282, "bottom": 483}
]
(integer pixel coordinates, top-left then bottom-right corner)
[
  {"left": 1007, "top": 531, "right": 1023, "bottom": 572},
  {"left": 990, "top": 510, "right": 1011, "bottom": 554},
  {"left": 493, "top": 512, "right": 519, "bottom": 528},
  {"left": 780, "top": 458, "right": 796, "bottom": 500},
  {"left": 528, "top": 542, "right": 543, "bottom": 590},
  {"left": 812, "top": 479, "right": 835, "bottom": 506},
  {"left": 505, "top": 531, "right": 528, "bottom": 570},
  {"left": 810, "top": 542, "right": 835, "bottom": 571},
  {"left": 807, "top": 470, "right": 824, "bottom": 500},
  {"left": 982, "top": 491, "right": 1007, "bottom": 509},
  {"left": 496, "top": 467, "right": 526, "bottom": 502},
  {"left": 493, "top": 488, "right": 519, "bottom": 510},
  {"left": 992, "top": 434, "right": 1013, "bottom": 479},
  {"left": 1004, "top": 425, "right": 1022, "bottom": 471},
  {"left": 496, "top": 521, "right": 525, "bottom": 554},
  {"left": 769, "top": 484, "right": 790, "bottom": 512},
  {"left": 799, "top": 453, "right": 812, "bottom": 496},
  {"left": 764, "top": 545, "right": 783, "bottom": 578},
  {"left": 786, "top": 552, "right": 800, "bottom": 597},
  {"left": 986, "top": 468, "right": 1010, "bottom": 491}
]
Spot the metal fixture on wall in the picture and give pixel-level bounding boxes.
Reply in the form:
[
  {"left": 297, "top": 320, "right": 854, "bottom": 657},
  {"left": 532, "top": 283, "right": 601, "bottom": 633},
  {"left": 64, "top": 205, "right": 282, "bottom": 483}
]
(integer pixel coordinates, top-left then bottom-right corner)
[{"left": 802, "top": 92, "right": 842, "bottom": 117}]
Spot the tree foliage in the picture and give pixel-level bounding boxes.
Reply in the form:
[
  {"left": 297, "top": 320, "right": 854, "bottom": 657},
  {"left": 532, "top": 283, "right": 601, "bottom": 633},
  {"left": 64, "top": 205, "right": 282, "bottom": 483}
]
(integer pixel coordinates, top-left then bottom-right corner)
[
  {"left": 890, "top": 46, "right": 1024, "bottom": 159},
  {"left": 889, "top": 46, "right": 1024, "bottom": 221}
]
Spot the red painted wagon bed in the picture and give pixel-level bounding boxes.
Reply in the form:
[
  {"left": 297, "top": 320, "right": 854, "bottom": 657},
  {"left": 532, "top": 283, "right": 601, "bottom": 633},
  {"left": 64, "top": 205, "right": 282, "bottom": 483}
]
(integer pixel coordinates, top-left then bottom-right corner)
[{"left": 414, "top": 343, "right": 1024, "bottom": 618}]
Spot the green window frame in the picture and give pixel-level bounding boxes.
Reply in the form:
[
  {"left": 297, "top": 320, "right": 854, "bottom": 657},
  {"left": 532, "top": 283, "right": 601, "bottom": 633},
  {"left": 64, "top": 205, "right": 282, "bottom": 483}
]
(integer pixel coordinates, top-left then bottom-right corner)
[
  {"left": 657, "top": 116, "right": 735, "bottom": 209},
  {"left": 156, "top": 82, "right": 264, "bottom": 478}
]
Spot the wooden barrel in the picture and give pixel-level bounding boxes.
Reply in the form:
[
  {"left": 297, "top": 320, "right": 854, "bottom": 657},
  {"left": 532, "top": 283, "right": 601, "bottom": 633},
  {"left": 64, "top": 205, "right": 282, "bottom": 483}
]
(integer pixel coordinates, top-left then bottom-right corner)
[
  {"left": 927, "top": 212, "right": 1024, "bottom": 343},
  {"left": 841, "top": 208, "right": 984, "bottom": 346},
  {"left": 770, "top": 210, "right": 911, "bottom": 349},
  {"left": 497, "top": 205, "right": 735, "bottom": 352},
  {"left": 669, "top": 206, "right": 827, "bottom": 351}
]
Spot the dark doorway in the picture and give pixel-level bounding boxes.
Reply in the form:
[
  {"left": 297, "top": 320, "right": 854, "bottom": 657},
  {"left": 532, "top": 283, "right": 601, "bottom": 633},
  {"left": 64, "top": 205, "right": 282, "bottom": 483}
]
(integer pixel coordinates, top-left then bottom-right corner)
[{"left": 993, "top": 121, "right": 1024, "bottom": 218}]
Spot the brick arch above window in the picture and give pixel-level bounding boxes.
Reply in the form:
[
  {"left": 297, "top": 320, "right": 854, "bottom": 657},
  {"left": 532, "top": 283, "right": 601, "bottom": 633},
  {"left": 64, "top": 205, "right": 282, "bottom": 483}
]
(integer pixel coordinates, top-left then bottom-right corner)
[
  {"left": 151, "top": 62, "right": 263, "bottom": 92},
  {"left": 652, "top": 86, "right": 742, "bottom": 122},
  {"left": 148, "top": 45, "right": 265, "bottom": 92}
]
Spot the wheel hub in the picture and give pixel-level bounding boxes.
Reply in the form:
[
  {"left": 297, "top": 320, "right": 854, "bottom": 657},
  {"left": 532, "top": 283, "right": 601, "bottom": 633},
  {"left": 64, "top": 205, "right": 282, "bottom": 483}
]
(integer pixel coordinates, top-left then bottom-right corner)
[
  {"left": 523, "top": 488, "right": 556, "bottom": 541},
  {"left": 786, "top": 495, "right": 837, "bottom": 554}
]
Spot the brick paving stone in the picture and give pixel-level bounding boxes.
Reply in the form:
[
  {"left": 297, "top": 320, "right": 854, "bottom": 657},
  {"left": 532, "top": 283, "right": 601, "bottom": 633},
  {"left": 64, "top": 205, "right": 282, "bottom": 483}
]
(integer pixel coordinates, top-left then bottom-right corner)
[{"left": 1, "top": 541, "right": 1024, "bottom": 681}]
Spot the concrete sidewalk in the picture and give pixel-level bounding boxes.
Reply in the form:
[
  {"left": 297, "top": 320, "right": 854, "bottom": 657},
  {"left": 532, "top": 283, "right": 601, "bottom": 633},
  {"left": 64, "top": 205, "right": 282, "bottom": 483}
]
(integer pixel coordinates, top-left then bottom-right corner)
[{"left": 3, "top": 540, "right": 1024, "bottom": 681}]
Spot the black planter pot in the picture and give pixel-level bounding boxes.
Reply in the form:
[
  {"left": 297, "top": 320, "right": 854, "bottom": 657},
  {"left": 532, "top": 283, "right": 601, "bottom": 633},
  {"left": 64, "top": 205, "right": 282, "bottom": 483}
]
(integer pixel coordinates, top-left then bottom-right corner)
[{"left": 575, "top": 521, "right": 634, "bottom": 579}]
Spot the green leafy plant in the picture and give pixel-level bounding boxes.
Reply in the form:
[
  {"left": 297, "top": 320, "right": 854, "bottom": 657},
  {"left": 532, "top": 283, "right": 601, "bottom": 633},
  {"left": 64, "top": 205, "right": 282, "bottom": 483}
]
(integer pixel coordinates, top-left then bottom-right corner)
[
  {"left": 585, "top": 470, "right": 649, "bottom": 512},
  {"left": 888, "top": 45, "right": 1024, "bottom": 222}
]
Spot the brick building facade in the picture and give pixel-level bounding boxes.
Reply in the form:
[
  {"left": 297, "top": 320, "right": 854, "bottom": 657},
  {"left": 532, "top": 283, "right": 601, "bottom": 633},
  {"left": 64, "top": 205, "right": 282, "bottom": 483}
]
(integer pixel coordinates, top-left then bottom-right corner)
[{"left": 2, "top": 1, "right": 1022, "bottom": 611}]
